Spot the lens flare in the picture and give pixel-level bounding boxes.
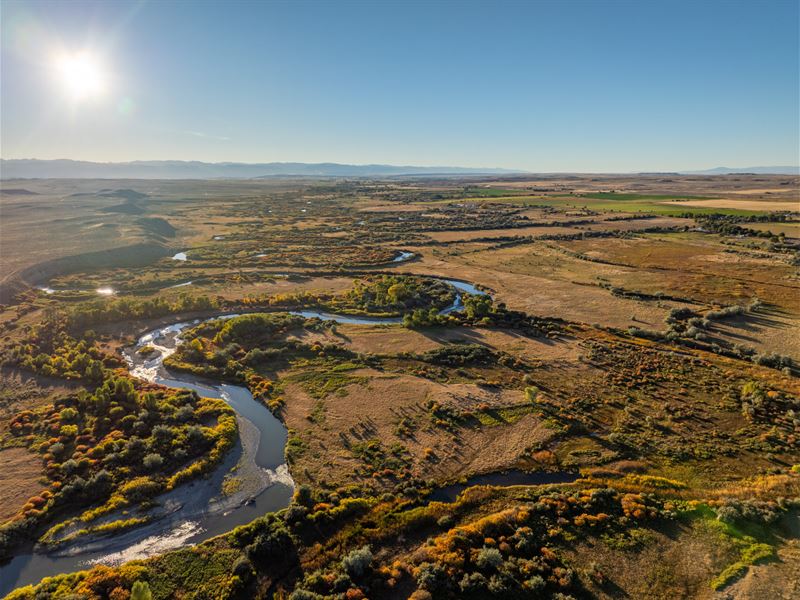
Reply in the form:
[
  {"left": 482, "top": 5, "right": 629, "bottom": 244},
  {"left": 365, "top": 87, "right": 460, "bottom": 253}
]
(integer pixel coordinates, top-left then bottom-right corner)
[{"left": 55, "top": 52, "right": 106, "bottom": 100}]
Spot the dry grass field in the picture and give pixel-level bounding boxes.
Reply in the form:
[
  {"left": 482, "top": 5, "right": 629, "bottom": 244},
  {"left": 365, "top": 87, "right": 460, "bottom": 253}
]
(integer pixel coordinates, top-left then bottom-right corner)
[
  {"left": 399, "top": 243, "right": 696, "bottom": 330},
  {"left": 425, "top": 225, "right": 586, "bottom": 242},
  {"left": 742, "top": 221, "right": 800, "bottom": 239},
  {"left": 1, "top": 173, "right": 799, "bottom": 600},
  {"left": 0, "top": 372, "right": 74, "bottom": 524},
  {"left": 469, "top": 174, "right": 800, "bottom": 200},
  {"left": 0, "top": 448, "right": 44, "bottom": 524}
]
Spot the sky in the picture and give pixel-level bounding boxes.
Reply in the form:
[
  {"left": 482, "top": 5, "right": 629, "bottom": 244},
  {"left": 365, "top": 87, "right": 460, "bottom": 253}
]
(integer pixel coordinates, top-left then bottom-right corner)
[{"left": 1, "top": 0, "right": 798, "bottom": 172}]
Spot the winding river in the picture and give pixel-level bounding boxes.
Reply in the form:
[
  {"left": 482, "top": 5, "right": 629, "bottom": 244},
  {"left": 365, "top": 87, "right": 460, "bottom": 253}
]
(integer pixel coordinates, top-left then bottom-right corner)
[
  {"left": 1, "top": 279, "right": 498, "bottom": 595},
  {"left": 36, "top": 248, "right": 417, "bottom": 298}
]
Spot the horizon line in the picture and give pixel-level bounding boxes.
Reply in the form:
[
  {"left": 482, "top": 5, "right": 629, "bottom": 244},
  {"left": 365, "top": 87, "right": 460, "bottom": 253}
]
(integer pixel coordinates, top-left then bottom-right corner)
[{"left": 2, "top": 157, "right": 799, "bottom": 176}]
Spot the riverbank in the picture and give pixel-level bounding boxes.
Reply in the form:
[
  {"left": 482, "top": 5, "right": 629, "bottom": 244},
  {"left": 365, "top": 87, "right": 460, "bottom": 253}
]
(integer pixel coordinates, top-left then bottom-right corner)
[
  {"left": 0, "top": 318, "right": 295, "bottom": 596},
  {"left": 1, "top": 276, "right": 490, "bottom": 594}
]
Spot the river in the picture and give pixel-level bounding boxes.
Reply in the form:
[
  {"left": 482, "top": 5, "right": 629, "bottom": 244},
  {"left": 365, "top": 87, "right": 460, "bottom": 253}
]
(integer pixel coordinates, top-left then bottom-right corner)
[
  {"left": 35, "top": 248, "right": 422, "bottom": 297},
  {"left": 1, "top": 278, "right": 494, "bottom": 595}
]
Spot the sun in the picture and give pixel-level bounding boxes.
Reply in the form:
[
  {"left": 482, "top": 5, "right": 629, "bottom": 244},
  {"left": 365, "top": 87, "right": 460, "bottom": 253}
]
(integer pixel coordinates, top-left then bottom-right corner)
[{"left": 55, "top": 52, "right": 106, "bottom": 100}]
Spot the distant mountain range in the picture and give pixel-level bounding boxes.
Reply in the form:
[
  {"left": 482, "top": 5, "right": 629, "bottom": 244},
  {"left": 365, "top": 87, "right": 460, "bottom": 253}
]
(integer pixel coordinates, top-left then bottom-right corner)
[
  {"left": 0, "top": 159, "right": 522, "bottom": 179},
  {"left": 679, "top": 166, "right": 799, "bottom": 175},
  {"left": 1, "top": 159, "right": 796, "bottom": 179}
]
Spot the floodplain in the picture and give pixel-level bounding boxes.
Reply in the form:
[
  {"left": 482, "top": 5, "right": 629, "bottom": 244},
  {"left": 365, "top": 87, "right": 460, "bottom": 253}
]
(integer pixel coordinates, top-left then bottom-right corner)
[{"left": 0, "top": 173, "right": 799, "bottom": 599}]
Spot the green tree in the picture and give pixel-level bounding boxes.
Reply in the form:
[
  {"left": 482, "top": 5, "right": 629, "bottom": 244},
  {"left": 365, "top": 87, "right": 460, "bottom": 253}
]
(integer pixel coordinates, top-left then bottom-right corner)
[
  {"left": 387, "top": 283, "right": 409, "bottom": 304},
  {"left": 131, "top": 581, "right": 153, "bottom": 600},
  {"left": 84, "top": 360, "right": 104, "bottom": 383},
  {"left": 465, "top": 295, "right": 492, "bottom": 319}
]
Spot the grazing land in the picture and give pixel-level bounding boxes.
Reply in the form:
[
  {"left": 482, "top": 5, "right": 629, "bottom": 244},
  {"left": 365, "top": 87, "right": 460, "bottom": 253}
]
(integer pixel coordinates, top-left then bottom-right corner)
[
  {"left": 0, "top": 173, "right": 799, "bottom": 600},
  {"left": 0, "top": 448, "right": 45, "bottom": 524}
]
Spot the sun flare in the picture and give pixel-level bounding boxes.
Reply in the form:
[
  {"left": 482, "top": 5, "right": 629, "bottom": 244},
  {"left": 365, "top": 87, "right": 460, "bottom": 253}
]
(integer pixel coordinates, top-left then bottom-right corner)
[{"left": 55, "top": 52, "right": 106, "bottom": 100}]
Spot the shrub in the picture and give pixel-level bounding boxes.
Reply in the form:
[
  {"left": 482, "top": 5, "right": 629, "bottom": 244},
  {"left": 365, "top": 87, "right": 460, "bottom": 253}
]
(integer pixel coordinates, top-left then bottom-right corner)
[
  {"left": 459, "top": 572, "right": 489, "bottom": 593},
  {"left": 475, "top": 547, "right": 503, "bottom": 571},
  {"left": 525, "top": 575, "right": 546, "bottom": 591},
  {"left": 716, "top": 499, "right": 781, "bottom": 525},
  {"left": 289, "top": 590, "right": 324, "bottom": 600},
  {"left": 487, "top": 573, "right": 513, "bottom": 595},
  {"left": 131, "top": 581, "right": 152, "bottom": 600},
  {"left": 49, "top": 442, "right": 66, "bottom": 456},
  {"left": 244, "top": 521, "right": 293, "bottom": 564},
  {"left": 60, "top": 424, "right": 79, "bottom": 438},
  {"left": 342, "top": 545, "right": 373, "bottom": 578},
  {"left": 120, "top": 477, "right": 162, "bottom": 502},
  {"left": 150, "top": 424, "right": 172, "bottom": 446},
  {"left": 418, "top": 344, "right": 495, "bottom": 366},
  {"left": 293, "top": 484, "right": 314, "bottom": 508},
  {"left": 59, "top": 407, "right": 78, "bottom": 422},
  {"left": 415, "top": 562, "right": 449, "bottom": 593},
  {"left": 437, "top": 515, "right": 455, "bottom": 529},
  {"left": 60, "top": 459, "right": 79, "bottom": 475},
  {"left": 175, "top": 404, "right": 195, "bottom": 422},
  {"left": 232, "top": 555, "right": 254, "bottom": 579},
  {"left": 185, "top": 425, "right": 207, "bottom": 447},
  {"left": 142, "top": 453, "right": 164, "bottom": 471}
]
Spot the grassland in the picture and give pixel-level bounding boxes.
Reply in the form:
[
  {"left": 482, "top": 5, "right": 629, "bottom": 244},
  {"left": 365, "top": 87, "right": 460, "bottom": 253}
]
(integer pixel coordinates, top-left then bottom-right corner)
[
  {"left": 0, "top": 448, "right": 45, "bottom": 523},
  {"left": 0, "top": 173, "right": 798, "bottom": 599},
  {"left": 742, "top": 221, "right": 800, "bottom": 239}
]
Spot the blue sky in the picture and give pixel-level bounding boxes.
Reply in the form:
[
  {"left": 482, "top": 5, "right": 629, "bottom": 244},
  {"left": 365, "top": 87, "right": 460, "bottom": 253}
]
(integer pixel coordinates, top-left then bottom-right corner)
[{"left": 1, "top": 0, "right": 798, "bottom": 171}]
